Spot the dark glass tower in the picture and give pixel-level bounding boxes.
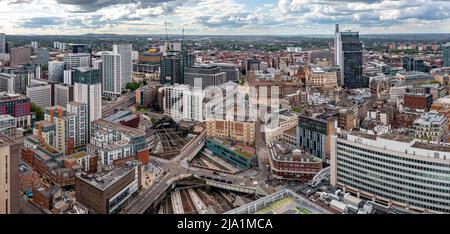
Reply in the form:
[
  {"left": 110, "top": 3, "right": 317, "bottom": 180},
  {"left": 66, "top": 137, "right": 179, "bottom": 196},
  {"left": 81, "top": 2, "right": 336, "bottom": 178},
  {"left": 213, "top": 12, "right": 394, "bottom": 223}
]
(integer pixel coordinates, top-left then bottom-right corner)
[{"left": 341, "top": 32, "right": 367, "bottom": 89}]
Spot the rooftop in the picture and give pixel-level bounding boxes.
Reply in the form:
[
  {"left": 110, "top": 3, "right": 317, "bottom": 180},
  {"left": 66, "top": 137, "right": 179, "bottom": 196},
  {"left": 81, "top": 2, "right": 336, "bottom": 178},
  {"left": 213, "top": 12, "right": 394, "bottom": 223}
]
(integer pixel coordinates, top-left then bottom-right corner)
[
  {"left": 76, "top": 162, "right": 139, "bottom": 191},
  {"left": 340, "top": 131, "right": 450, "bottom": 159},
  {"left": 208, "top": 137, "right": 256, "bottom": 159},
  {"left": 414, "top": 111, "right": 446, "bottom": 125},
  {"left": 225, "top": 189, "right": 331, "bottom": 214},
  {"left": 93, "top": 119, "right": 145, "bottom": 138},
  {"left": 270, "top": 140, "right": 321, "bottom": 163}
]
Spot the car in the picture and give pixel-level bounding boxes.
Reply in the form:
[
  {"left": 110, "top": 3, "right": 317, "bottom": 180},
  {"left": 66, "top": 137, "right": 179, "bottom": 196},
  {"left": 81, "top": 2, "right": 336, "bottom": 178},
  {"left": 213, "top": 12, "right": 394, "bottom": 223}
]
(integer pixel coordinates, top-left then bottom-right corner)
[{"left": 239, "top": 182, "right": 245, "bottom": 186}]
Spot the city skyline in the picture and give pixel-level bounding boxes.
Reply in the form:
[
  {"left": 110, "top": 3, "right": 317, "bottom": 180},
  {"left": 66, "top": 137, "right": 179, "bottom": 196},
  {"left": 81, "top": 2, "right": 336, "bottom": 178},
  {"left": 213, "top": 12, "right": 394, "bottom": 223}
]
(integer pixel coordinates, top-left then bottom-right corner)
[{"left": 0, "top": 0, "right": 450, "bottom": 35}]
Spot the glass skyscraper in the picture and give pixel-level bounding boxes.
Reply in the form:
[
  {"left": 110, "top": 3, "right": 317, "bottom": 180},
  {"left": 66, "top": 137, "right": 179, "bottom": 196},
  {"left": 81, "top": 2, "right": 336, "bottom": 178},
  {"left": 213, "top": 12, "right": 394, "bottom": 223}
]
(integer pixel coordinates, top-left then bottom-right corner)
[
  {"left": 444, "top": 42, "right": 450, "bottom": 67},
  {"left": 334, "top": 25, "right": 368, "bottom": 89}
]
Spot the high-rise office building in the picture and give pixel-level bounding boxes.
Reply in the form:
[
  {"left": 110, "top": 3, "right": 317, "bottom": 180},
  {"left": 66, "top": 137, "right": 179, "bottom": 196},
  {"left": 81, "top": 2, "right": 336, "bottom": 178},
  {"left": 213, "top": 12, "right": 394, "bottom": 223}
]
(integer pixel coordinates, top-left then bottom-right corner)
[
  {"left": 35, "top": 48, "right": 49, "bottom": 66},
  {"left": 31, "top": 42, "right": 38, "bottom": 49},
  {"left": 73, "top": 67, "right": 102, "bottom": 125},
  {"left": 443, "top": 42, "right": 450, "bottom": 67},
  {"left": 334, "top": 24, "right": 367, "bottom": 89},
  {"left": 113, "top": 44, "right": 132, "bottom": 89},
  {"left": 54, "top": 83, "right": 74, "bottom": 108},
  {"left": 0, "top": 135, "right": 20, "bottom": 214},
  {"left": 184, "top": 65, "right": 227, "bottom": 89},
  {"left": 64, "top": 53, "right": 90, "bottom": 69},
  {"left": 0, "top": 33, "right": 6, "bottom": 54},
  {"left": 63, "top": 69, "right": 75, "bottom": 85},
  {"left": 26, "top": 84, "right": 52, "bottom": 108},
  {"left": 297, "top": 114, "right": 338, "bottom": 162},
  {"left": 69, "top": 44, "right": 91, "bottom": 54},
  {"left": 211, "top": 63, "right": 240, "bottom": 82},
  {"left": 331, "top": 132, "right": 450, "bottom": 213},
  {"left": 102, "top": 52, "right": 121, "bottom": 98},
  {"left": 48, "top": 61, "right": 65, "bottom": 82},
  {"left": 160, "top": 52, "right": 194, "bottom": 85},
  {"left": 10, "top": 47, "right": 32, "bottom": 67}
]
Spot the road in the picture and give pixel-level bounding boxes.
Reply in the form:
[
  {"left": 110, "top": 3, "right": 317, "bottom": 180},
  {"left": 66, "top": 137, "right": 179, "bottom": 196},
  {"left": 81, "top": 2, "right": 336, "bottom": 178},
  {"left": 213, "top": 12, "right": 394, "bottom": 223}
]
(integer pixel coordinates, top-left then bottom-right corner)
[
  {"left": 102, "top": 91, "right": 136, "bottom": 117},
  {"left": 122, "top": 129, "right": 267, "bottom": 214}
]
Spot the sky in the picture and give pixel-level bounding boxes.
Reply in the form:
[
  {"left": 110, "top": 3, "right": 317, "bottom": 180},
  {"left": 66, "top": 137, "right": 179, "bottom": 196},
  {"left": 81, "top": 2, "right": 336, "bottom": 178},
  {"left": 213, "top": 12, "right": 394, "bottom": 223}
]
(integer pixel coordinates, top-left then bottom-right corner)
[{"left": 0, "top": 0, "right": 450, "bottom": 35}]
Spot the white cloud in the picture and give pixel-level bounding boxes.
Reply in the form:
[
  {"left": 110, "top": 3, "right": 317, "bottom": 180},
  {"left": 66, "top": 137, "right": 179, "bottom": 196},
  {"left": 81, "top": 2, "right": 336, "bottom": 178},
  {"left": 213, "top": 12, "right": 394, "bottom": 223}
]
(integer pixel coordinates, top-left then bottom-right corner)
[{"left": 0, "top": 0, "right": 450, "bottom": 35}]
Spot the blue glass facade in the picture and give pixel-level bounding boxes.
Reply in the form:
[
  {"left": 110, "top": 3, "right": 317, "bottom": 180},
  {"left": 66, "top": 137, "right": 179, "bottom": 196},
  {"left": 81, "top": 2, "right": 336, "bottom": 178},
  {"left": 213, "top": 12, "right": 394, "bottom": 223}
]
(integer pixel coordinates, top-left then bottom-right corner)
[{"left": 205, "top": 138, "right": 256, "bottom": 170}]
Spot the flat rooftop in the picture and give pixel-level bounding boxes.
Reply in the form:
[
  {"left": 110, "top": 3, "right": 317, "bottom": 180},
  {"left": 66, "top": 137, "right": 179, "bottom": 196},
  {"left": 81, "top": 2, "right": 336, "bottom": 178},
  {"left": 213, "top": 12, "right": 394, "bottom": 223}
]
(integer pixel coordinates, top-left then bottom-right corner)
[
  {"left": 270, "top": 140, "right": 321, "bottom": 163},
  {"left": 76, "top": 164, "right": 137, "bottom": 191},
  {"left": 342, "top": 131, "right": 450, "bottom": 159},
  {"left": 208, "top": 137, "right": 256, "bottom": 159},
  {"left": 225, "top": 189, "right": 331, "bottom": 214},
  {"left": 93, "top": 119, "right": 145, "bottom": 138}
]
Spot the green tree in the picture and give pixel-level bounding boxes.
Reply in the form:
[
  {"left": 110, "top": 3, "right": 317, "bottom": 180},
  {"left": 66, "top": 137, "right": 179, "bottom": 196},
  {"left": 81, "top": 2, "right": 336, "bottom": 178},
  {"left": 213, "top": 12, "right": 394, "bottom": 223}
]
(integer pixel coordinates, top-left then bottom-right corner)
[
  {"left": 31, "top": 102, "right": 44, "bottom": 121},
  {"left": 126, "top": 82, "right": 141, "bottom": 91}
]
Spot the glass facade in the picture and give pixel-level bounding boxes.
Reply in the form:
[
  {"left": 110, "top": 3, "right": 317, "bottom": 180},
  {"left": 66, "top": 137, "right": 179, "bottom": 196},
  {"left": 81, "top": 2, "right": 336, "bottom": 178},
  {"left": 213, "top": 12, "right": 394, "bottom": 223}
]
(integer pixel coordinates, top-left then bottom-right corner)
[
  {"left": 340, "top": 32, "right": 367, "bottom": 89},
  {"left": 443, "top": 43, "right": 450, "bottom": 67},
  {"left": 74, "top": 68, "right": 101, "bottom": 85},
  {"left": 205, "top": 138, "right": 255, "bottom": 169},
  {"left": 297, "top": 116, "right": 329, "bottom": 161}
]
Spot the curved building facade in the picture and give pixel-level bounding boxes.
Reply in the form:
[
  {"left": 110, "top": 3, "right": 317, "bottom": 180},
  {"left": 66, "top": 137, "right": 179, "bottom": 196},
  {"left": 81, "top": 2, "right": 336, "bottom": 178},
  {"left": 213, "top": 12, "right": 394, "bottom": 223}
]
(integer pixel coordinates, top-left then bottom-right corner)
[{"left": 331, "top": 132, "right": 450, "bottom": 213}]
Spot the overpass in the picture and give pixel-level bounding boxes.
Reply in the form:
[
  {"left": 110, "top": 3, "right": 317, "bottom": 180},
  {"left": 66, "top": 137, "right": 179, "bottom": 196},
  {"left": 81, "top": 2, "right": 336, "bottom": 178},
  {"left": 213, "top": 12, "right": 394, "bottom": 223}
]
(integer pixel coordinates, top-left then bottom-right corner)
[{"left": 121, "top": 129, "right": 270, "bottom": 214}]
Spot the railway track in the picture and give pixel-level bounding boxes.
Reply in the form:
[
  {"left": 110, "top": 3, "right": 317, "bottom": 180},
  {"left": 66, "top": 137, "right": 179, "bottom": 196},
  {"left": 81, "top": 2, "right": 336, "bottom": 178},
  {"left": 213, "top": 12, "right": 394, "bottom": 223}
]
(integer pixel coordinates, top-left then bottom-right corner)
[{"left": 180, "top": 189, "right": 197, "bottom": 214}]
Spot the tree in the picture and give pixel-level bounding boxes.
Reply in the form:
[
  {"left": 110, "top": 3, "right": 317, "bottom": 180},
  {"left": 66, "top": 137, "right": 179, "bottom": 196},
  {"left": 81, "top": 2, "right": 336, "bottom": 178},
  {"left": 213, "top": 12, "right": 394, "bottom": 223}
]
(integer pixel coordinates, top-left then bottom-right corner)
[
  {"left": 31, "top": 102, "right": 44, "bottom": 121},
  {"left": 126, "top": 82, "right": 140, "bottom": 91}
]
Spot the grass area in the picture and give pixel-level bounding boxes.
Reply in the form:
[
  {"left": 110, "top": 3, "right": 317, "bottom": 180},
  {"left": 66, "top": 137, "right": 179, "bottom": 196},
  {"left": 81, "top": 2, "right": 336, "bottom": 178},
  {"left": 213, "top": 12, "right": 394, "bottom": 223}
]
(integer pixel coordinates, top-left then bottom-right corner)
[
  {"left": 295, "top": 207, "right": 311, "bottom": 214},
  {"left": 237, "top": 150, "right": 255, "bottom": 159},
  {"left": 255, "top": 197, "right": 294, "bottom": 214},
  {"left": 291, "top": 107, "right": 301, "bottom": 113}
]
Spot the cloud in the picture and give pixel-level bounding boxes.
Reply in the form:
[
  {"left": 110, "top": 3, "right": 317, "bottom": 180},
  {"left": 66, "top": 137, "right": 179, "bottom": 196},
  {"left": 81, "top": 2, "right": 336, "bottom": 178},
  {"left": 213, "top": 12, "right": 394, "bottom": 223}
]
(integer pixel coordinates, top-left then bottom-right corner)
[
  {"left": 0, "top": 0, "right": 33, "bottom": 3},
  {"left": 3, "top": 0, "right": 450, "bottom": 34},
  {"left": 56, "top": 0, "right": 188, "bottom": 13}
]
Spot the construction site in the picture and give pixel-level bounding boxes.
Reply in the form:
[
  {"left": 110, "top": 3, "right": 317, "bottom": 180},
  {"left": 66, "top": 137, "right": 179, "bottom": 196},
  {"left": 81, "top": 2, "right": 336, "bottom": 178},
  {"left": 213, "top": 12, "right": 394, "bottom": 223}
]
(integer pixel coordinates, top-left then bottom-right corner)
[{"left": 152, "top": 180, "right": 256, "bottom": 214}]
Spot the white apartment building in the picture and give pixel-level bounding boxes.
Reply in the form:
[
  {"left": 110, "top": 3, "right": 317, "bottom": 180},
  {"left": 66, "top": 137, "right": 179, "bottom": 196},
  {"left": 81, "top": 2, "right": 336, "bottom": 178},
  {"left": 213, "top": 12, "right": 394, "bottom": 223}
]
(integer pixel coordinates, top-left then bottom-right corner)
[
  {"left": 414, "top": 111, "right": 448, "bottom": 142},
  {"left": 87, "top": 120, "right": 148, "bottom": 166},
  {"left": 113, "top": 44, "right": 132, "bottom": 89},
  {"left": 163, "top": 84, "right": 204, "bottom": 122},
  {"left": 102, "top": 52, "right": 121, "bottom": 98},
  {"left": 67, "top": 101, "right": 88, "bottom": 148},
  {"left": 331, "top": 131, "right": 450, "bottom": 213},
  {"left": 73, "top": 68, "right": 102, "bottom": 124}
]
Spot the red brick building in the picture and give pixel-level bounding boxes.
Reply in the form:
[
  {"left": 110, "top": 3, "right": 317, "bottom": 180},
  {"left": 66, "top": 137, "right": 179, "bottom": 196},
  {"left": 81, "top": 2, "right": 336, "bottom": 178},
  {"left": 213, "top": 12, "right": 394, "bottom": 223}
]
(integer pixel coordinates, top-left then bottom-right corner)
[
  {"left": 268, "top": 141, "right": 323, "bottom": 182},
  {"left": 404, "top": 93, "right": 433, "bottom": 111}
]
